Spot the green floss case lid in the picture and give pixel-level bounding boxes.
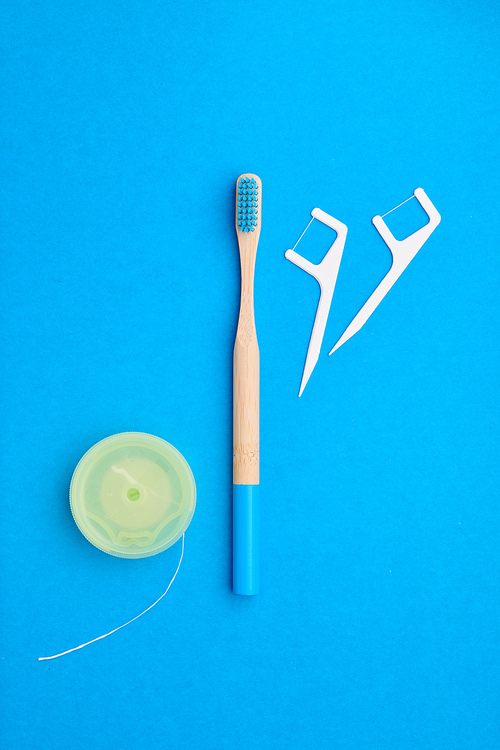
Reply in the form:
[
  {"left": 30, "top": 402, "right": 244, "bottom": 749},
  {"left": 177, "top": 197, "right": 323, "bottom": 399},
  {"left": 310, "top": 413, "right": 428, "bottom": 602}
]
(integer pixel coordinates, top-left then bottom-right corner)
[{"left": 70, "top": 432, "right": 196, "bottom": 558}]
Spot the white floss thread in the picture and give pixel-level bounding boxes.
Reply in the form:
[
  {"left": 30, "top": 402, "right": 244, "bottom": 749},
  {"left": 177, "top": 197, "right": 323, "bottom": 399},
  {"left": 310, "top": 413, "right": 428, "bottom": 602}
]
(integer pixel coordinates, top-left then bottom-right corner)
[
  {"left": 290, "top": 216, "right": 314, "bottom": 251},
  {"left": 38, "top": 533, "right": 185, "bottom": 661},
  {"left": 381, "top": 194, "right": 415, "bottom": 217}
]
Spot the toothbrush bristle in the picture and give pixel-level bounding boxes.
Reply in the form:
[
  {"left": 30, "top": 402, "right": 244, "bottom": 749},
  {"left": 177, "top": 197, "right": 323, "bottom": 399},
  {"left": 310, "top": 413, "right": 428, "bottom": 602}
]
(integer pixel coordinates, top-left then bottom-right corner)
[{"left": 237, "top": 176, "right": 259, "bottom": 232}]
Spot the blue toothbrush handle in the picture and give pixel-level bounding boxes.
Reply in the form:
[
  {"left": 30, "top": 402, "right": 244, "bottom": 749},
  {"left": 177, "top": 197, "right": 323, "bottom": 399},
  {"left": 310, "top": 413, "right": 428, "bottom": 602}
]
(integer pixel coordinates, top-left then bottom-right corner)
[{"left": 233, "top": 484, "right": 259, "bottom": 595}]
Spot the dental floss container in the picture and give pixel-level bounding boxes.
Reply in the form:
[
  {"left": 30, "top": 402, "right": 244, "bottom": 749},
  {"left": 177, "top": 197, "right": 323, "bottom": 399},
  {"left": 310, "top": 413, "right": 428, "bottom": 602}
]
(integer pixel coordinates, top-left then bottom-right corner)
[{"left": 70, "top": 432, "right": 196, "bottom": 559}]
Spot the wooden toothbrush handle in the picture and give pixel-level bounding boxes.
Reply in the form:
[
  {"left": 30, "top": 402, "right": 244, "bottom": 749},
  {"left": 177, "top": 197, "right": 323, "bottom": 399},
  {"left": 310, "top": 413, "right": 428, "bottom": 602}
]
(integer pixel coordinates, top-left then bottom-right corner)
[{"left": 233, "top": 335, "right": 259, "bottom": 484}]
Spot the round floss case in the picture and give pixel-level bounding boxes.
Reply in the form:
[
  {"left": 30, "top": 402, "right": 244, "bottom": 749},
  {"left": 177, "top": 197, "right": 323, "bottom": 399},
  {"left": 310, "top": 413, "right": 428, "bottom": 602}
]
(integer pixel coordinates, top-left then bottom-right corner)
[{"left": 70, "top": 432, "right": 196, "bottom": 558}]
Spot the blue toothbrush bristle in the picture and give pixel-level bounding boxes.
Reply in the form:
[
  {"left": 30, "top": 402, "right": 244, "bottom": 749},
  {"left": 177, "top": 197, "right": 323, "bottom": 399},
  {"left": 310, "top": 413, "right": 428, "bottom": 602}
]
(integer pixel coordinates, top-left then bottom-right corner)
[{"left": 237, "top": 176, "right": 259, "bottom": 232}]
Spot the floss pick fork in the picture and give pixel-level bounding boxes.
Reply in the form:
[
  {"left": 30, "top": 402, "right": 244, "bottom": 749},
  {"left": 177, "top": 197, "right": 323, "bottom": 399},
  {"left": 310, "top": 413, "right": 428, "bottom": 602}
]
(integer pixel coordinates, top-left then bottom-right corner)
[
  {"left": 330, "top": 188, "right": 441, "bottom": 354},
  {"left": 285, "top": 208, "right": 347, "bottom": 396}
]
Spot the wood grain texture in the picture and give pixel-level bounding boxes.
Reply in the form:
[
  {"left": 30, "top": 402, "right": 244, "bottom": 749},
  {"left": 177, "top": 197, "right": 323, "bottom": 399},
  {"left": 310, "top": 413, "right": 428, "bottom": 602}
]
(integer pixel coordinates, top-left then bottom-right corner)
[{"left": 233, "top": 174, "right": 261, "bottom": 485}]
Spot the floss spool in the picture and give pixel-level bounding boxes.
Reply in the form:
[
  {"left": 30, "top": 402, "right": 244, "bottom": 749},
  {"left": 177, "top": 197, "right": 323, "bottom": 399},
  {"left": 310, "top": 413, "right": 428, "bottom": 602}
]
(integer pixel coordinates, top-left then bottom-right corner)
[
  {"left": 39, "top": 432, "right": 196, "bottom": 660},
  {"left": 70, "top": 432, "right": 196, "bottom": 557}
]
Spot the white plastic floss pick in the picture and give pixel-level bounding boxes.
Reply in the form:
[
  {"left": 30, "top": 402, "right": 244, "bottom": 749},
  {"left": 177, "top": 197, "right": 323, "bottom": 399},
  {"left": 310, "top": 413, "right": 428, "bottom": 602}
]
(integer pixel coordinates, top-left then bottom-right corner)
[
  {"left": 329, "top": 188, "right": 441, "bottom": 354},
  {"left": 285, "top": 208, "right": 348, "bottom": 396}
]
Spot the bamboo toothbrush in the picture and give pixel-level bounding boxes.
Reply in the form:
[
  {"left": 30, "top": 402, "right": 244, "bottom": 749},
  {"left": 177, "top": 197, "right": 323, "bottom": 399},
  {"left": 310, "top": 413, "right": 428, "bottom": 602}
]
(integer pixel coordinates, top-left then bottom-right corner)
[{"left": 233, "top": 173, "right": 261, "bottom": 596}]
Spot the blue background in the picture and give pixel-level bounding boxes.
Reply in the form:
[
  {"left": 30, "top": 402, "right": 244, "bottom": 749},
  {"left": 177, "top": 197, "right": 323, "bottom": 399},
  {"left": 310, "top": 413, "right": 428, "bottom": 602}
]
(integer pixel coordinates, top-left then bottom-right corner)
[{"left": 1, "top": 1, "right": 499, "bottom": 748}]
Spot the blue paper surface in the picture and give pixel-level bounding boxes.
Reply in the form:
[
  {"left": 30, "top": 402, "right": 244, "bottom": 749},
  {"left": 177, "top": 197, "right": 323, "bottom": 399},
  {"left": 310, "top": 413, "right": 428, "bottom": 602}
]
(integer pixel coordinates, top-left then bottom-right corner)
[{"left": 1, "top": 1, "right": 499, "bottom": 748}]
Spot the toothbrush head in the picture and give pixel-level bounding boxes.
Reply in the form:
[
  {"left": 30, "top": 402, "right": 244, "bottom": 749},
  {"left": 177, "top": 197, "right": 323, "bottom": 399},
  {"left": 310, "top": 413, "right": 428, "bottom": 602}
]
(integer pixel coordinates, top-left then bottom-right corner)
[{"left": 236, "top": 174, "right": 260, "bottom": 233}]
